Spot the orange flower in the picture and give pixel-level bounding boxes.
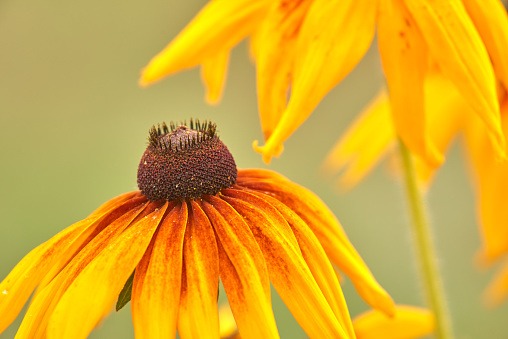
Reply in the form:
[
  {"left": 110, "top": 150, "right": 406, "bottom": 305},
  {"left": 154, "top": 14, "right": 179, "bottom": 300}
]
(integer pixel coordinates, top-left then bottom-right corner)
[
  {"left": 139, "top": 0, "right": 508, "bottom": 165},
  {"left": 0, "top": 120, "right": 393, "bottom": 338}
]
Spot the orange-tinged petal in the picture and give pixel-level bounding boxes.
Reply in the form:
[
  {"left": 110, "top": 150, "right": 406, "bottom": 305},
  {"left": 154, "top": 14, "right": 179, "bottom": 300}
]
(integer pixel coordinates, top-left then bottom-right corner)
[
  {"left": 222, "top": 189, "right": 349, "bottom": 339},
  {"left": 462, "top": 0, "right": 508, "bottom": 91},
  {"left": 238, "top": 176, "right": 395, "bottom": 316},
  {"left": 378, "top": 0, "right": 442, "bottom": 167},
  {"left": 353, "top": 305, "right": 434, "bottom": 339},
  {"left": 177, "top": 201, "right": 220, "bottom": 339},
  {"left": 483, "top": 259, "right": 508, "bottom": 308},
  {"left": 88, "top": 191, "right": 142, "bottom": 218},
  {"left": 404, "top": 0, "right": 505, "bottom": 157},
  {"left": 46, "top": 203, "right": 169, "bottom": 339},
  {"left": 254, "top": 0, "right": 313, "bottom": 139},
  {"left": 131, "top": 202, "right": 187, "bottom": 339},
  {"left": 322, "top": 91, "right": 396, "bottom": 191},
  {"left": 201, "top": 49, "right": 230, "bottom": 105},
  {"left": 254, "top": 0, "right": 377, "bottom": 163},
  {"left": 201, "top": 197, "right": 279, "bottom": 339},
  {"left": 140, "top": 0, "right": 270, "bottom": 86}
]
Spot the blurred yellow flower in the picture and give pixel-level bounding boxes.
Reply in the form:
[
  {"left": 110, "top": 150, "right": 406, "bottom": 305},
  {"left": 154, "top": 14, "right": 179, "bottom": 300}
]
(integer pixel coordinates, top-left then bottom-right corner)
[{"left": 140, "top": 0, "right": 508, "bottom": 164}]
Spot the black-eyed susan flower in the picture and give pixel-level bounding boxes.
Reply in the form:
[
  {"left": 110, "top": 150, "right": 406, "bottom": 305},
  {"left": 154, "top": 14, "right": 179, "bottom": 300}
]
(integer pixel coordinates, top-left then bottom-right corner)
[
  {"left": 323, "top": 70, "right": 508, "bottom": 307},
  {"left": 139, "top": 0, "right": 508, "bottom": 165},
  {"left": 0, "top": 120, "right": 394, "bottom": 338}
]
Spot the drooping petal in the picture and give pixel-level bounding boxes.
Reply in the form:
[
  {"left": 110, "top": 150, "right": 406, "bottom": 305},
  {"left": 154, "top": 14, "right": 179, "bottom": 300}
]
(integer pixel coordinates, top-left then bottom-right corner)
[
  {"left": 140, "top": 0, "right": 270, "bottom": 86},
  {"left": 483, "top": 259, "right": 508, "bottom": 308},
  {"left": 404, "top": 0, "right": 505, "bottom": 157},
  {"left": 462, "top": 0, "right": 508, "bottom": 91},
  {"left": 253, "top": 0, "right": 377, "bottom": 163},
  {"left": 238, "top": 175, "right": 395, "bottom": 316},
  {"left": 222, "top": 189, "right": 349, "bottom": 338},
  {"left": 131, "top": 202, "right": 187, "bottom": 339},
  {"left": 201, "top": 49, "right": 230, "bottom": 105},
  {"left": 353, "top": 305, "right": 434, "bottom": 339},
  {"left": 218, "top": 302, "right": 238, "bottom": 339},
  {"left": 177, "top": 201, "right": 220, "bottom": 339},
  {"left": 201, "top": 197, "right": 279, "bottom": 339},
  {"left": 46, "top": 203, "right": 169, "bottom": 339},
  {"left": 322, "top": 91, "right": 396, "bottom": 191},
  {"left": 88, "top": 191, "right": 142, "bottom": 218},
  {"left": 254, "top": 0, "right": 313, "bottom": 139},
  {"left": 378, "top": 0, "right": 442, "bottom": 167}
]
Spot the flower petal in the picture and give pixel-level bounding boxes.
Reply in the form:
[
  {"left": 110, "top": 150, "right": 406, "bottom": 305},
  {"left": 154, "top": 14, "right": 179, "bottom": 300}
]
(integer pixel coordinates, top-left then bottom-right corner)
[
  {"left": 404, "top": 0, "right": 505, "bottom": 157},
  {"left": 378, "top": 0, "right": 442, "bottom": 167},
  {"left": 201, "top": 49, "right": 230, "bottom": 105},
  {"left": 177, "top": 201, "right": 220, "bottom": 339},
  {"left": 46, "top": 203, "right": 169, "bottom": 339},
  {"left": 201, "top": 197, "right": 279, "bottom": 339},
  {"left": 238, "top": 176, "right": 395, "bottom": 316},
  {"left": 253, "top": 0, "right": 377, "bottom": 163},
  {"left": 224, "top": 188, "right": 352, "bottom": 338},
  {"left": 140, "top": 0, "right": 270, "bottom": 86},
  {"left": 353, "top": 305, "right": 434, "bottom": 339},
  {"left": 131, "top": 202, "right": 187, "bottom": 339}
]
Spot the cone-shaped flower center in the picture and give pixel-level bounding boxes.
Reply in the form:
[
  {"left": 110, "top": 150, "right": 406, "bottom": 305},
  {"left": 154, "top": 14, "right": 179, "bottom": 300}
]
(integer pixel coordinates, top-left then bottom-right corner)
[{"left": 137, "top": 120, "right": 237, "bottom": 201}]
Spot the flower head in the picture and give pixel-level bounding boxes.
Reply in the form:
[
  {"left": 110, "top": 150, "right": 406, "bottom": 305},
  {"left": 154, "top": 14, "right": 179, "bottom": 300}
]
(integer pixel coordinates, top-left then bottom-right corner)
[
  {"left": 0, "top": 120, "right": 393, "bottom": 338},
  {"left": 139, "top": 0, "right": 508, "bottom": 165}
]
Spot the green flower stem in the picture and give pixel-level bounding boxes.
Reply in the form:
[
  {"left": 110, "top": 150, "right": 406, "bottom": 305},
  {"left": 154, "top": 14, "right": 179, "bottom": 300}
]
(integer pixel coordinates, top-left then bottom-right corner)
[{"left": 398, "top": 138, "right": 453, "bottom": 339}]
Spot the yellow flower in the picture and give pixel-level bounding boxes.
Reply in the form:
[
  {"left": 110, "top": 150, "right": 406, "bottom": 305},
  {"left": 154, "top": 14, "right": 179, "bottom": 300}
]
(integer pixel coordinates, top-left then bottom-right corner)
[
  {"left": 324, "top": 72, "right": 508, "bottom": 306},
  {"left": 0, "top": 120, "right": 394, "bottom": 338},
  {"left": 139, "top": 0, "right": 508, "bottom": 165}
]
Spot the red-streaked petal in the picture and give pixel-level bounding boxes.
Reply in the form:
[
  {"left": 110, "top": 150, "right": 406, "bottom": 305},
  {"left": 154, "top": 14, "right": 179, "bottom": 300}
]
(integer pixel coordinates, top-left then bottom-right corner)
[
  {"left": 88, "top": 191, "right": 142, "bottom": 217},
  {"left": 140, "top": 0, "right": 270, "bottom": 86},
  {"left": 353, "top": 305, "right": 434, "bottom": 339},
  {"left": 46, "top": 203, "right": 169, "bottom": 339},
  {"left": 177, "top": 201, "right": 220, "bottom": 339},
  {"left": 253, "top": 0, "right": 377, "bottom": 163},
  {"left": 131, "top": 202, "right": 187, "bottom": 338},
  {"left": 201, "top": 197, "right": 279, "bottom": 339},
  {"left": 200, "top": 49, "right": 230, "bottom": 105},
  {"left": 237, "top": 168, "right": 288, "bottom": 182},
  {"left": 238, "top": 178, "right": 395, "bottom": 316},
  {"left": 222, "top": 189, "right": 349, "bottom": 339}
]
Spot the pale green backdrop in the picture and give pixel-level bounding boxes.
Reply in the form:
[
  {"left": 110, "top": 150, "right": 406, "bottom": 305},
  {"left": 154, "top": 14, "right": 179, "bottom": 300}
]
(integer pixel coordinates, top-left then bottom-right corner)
[{"left": 1, "top": 1, "right": 507, "bottom": 338}]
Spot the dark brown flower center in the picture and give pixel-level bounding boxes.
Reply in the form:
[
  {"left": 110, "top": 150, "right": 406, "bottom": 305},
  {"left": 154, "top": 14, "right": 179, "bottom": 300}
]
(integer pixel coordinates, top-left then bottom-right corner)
[{"left": 137, "top": 120, "right": 237, "bottom": 201}]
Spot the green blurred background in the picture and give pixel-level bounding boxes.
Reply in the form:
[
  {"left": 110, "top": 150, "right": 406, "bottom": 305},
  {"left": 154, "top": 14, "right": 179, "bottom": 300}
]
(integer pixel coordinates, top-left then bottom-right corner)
[{"left": 1, "top": 1, "right": 507, "bottom": 338}]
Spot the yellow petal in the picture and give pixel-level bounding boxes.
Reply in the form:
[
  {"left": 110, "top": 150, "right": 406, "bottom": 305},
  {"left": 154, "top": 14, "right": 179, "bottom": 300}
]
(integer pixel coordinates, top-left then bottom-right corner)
[
  {"left": 378, "top": 0, "right": 442, "bottom": 167},
  {"left": 201, "top": 197, "right": 279, "bottom": 339},
  {"left": 404, "top": 0, "right": 505, "bottom": 157},
  {"left": 353, "top": 305, "right": 434, "bottom": 339},
  {"left": 218, "top": 302, "right": 237, "bottom": 339},
  {"left": 245, "top": 189, "right": 356, "bottom": 339},
  {"left": 140, "top": 0, "right": 270, "bottom": 86},
  {"left": 254, "top": 0, "right": 377, "bottom": 163},
  {"left": 131, "top": 202, "right": 187, "bottom": 339},
  {"left": 238, "top": 176, "right": 395, "bottom": 316},
  {"left": 201, "top": 49, "right": 230, "bottom": 105},
  {"left": 222, "top": 189, "right": 349, "bottom": 338},
  {"left": 483, "top": 259, "right": 508, "bottom": 308},
  {"left": 46, "top": 203, "right": 168, "bottom": 339},
  {"left": 254, "top": 0, "right": 313, "bottom": 139},
  {"left": 322, "top": 91, "right": 396, "bottom": 191},
  {"left": 462, "top": 0, "right": 508, "bottom": 91},
  {"left": 177, "top": 201, "right": 220, "bottom": 339}
]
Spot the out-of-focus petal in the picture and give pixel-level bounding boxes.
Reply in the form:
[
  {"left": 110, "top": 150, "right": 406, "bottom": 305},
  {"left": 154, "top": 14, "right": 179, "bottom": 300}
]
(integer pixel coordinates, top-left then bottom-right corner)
[
  {"left": 378, "top": 0, "right": 442, "bottom": 167},
  {"left": 222, "top": 189, "right": 349, "bottom": 338},
  {"left": 353, "top": 305, "right": 434, "bottom": 339},
  {"left": 254, "top": 0, "right": 313, "bottom": 139},
  {"left": 46, "top": 203, "right": 169, "bottom": 339},
  {"left": 484, "top": 259, "right": 508, "bottom": 308},
  {"left": 244, "top": 189, "right": 356, "bottom": 338},
  {"left": 131, "top": 202, "right": 187, "bottom": 339},
  {"left": 201, "top": 197, "right": 279, "bottom": 339},
  {"left": 218, "top": 302, "right": 237, "bottom": 339},
  {"left": 404, "top": 0, "right": 505, "bottom": 157},
  {"left": 140, "top": 0, "right": 270, "bottom": 86},
  {"left": 201, "top": 50, "right": 230, "bottom": 105},
  {"left": 177, "top": 201, "right": 220, "bottom": 339},
  {"left": 238, "top": 175, "right": 395, "bottom": 316},
  {"left": 253, "top": 0, "right": 377, "bottom": 163},
  {"left": 462, "top": 0, "right": 508, "bottom": 91},
  {"left": 322, "top": 91, "right": 395, "bottom": 191}
]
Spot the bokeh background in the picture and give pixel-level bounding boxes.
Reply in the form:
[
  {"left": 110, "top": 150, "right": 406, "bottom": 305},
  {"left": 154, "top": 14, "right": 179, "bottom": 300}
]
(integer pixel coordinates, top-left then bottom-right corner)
[{"left": 1, "top": 1, "right": 507, "bottom": 338}]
